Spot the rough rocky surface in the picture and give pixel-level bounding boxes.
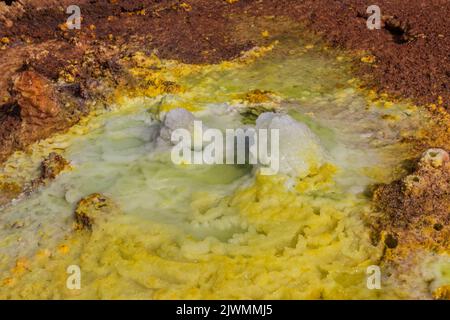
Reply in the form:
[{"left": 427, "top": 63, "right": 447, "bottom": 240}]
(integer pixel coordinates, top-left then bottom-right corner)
[
  {"left": 1, "top": 1, "right": 448, "bottom": 102},
  {"left": 373, "top": 148, "right": 450, "bottom": 298},
  {"left": 74, "top": 193, "right": 119, "bottom": 231},
  {"left": 14, "top": 152, "right": 69, "bottom": 199},
  {"left": 13, "top": 70, "right": 61, "bottom": 133},
  {"left": 0, "top": 0, "right": 449, "bottom": 161},
  {"left": 39, "top": 152, "right": 70, "bottom": 180},
  {"left": 0, "top": 41, "right": 88, "bottom": 161}
]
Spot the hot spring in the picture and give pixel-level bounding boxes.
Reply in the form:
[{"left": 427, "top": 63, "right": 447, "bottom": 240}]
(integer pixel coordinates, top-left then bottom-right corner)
[{"left": 0, "top": 35, "right": 447, "bottom": 299}]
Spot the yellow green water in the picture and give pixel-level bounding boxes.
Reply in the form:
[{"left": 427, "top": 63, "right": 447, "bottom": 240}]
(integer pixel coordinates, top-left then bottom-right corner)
[{"left": 0, "top": 37, "right": 446, "bottom": 299}]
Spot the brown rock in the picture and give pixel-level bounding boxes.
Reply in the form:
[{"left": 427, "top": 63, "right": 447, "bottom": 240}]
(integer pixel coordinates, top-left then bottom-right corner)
[
  {"left": 6, "top": 71, "right": 66, "bottom": 154},
  {"left": 433, "top": 285, "right": 450, "bottom": 300},
  {"left": 0, "top": 42, "right": 86, "bottom": 162},
  {"left": 13, "top": 70, "right": 60, "bottom": 123},
  {"left": 0, "top": 39, "right": 108, "bottom": 163},
  {"left": 419, "top": 148, "right": 449, "bottom": 169},
  {"left": 40, "top": 152, "right": 69, "bottom": 180},
  {"left": 375, "top": 148, "right": 450, "bottom": 227}
]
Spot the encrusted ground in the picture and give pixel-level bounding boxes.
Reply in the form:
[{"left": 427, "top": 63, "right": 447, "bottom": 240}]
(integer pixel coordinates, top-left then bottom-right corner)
[
  {"left": 0, "top": 0, "right": 449, "bottom": 299},
  {"left": 1, "top": 0, "right": 449, "bottom": 160}
]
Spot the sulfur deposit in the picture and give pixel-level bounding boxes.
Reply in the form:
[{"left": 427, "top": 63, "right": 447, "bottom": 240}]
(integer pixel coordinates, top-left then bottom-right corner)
[{"left": 0, "top": 35, "right": 448, "bottom": 300}]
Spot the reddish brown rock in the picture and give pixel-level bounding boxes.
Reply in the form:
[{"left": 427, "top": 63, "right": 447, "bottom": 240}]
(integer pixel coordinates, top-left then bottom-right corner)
[
  {"left": 0, "top": 181, "right": 21, "bottom": 206},
  {"left": 373, "top": 148, "right": 450, "bottom": 254},
  {"left": 0, "top": 42, "right": 89, "bottom": 162}
]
